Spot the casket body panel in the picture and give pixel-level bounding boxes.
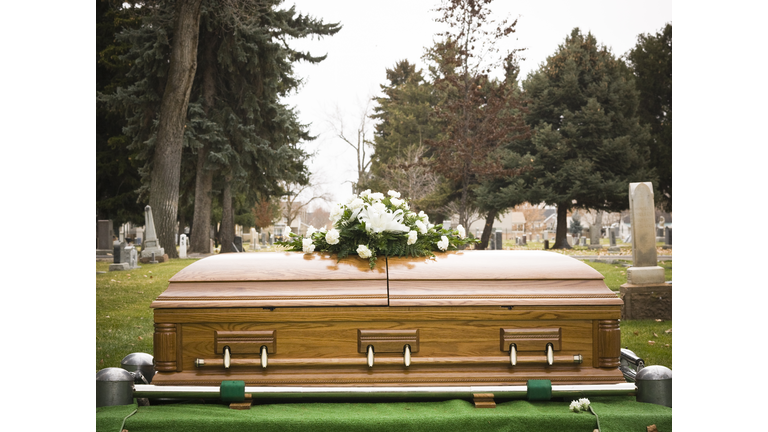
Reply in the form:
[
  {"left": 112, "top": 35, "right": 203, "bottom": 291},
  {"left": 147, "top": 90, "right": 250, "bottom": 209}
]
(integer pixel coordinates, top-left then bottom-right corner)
[{"left": 151, "top": 251, "right": 624, "bottom": 386}]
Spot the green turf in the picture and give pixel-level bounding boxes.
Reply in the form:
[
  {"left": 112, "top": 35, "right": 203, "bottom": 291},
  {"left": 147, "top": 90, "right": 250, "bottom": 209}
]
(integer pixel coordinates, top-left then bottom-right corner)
[{"left": 97, "top": 396, "right": 671, "bottom": 432}]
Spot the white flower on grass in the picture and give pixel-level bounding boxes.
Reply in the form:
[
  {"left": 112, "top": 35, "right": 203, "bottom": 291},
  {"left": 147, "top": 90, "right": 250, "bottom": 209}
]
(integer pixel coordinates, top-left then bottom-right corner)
[
  {"left": 306, "top": 226, "right": 316, "bottom": 237},
  {"left": 357, "top": 245, "right": 372, "bottom": 259},
  {"left": 302, "top": 238, "right": 315, "bottom": 253},
  {"left": 390, "top": 197, "right": 404, "bottom": 207},
  {"left": 578, "top": 398, "right": 591, "bottom": 411},
  {"left": 284, "top": 226, "right": 291, "bottom": 237},
  {"left": 358, "top": 202, "right": 409, "bottom": 233},
  {"left": 388, "top": 190, "right": 401, "bottom": 198},
  {"left": 569, "top": 400, "right": 581, "bottom": 413},
  {"left": 325, "top": 229, "right": 340, "bottom": 245},
  {"left": 456, "top": 224, "right": 466, "bottom": 239},
  {"left": 437, "top": 235, "right": 449, "bottom": 251},
  {"left": 407, "top": 230, "right": 418, "bottom": 245},
  {"left": 415, "top": 220, "right": 427, "bottom": 234}
]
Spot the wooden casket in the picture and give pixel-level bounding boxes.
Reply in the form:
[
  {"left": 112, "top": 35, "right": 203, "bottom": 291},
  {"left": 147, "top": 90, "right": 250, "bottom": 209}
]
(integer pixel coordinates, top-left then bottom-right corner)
[{"left": 151, "top": 250, "right": 625, "bottom": 387}]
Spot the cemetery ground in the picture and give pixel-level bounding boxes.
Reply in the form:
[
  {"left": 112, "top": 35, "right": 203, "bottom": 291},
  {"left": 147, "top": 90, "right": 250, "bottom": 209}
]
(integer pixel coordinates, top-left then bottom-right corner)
[{"left": 96, "top": 244, "right": 672, "bottom": 373}]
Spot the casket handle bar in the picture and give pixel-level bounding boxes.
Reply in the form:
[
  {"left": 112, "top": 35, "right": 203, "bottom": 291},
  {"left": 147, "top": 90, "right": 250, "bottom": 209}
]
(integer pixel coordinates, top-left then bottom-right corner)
[
  {"left": 223, "top": 346, "right": 231, "bottom": 369},
  {"left": 194, "top": 353, "right": 582, "bottom": 368},
  {"left": 509, "top": 344, "right": 517, "bottom": 366}
]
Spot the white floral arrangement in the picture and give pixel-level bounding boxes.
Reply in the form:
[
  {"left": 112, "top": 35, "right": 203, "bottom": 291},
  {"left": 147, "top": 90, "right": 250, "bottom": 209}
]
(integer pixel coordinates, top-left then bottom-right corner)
[{"left": 277, "top": 189, "right": 477, "bottom": 269}]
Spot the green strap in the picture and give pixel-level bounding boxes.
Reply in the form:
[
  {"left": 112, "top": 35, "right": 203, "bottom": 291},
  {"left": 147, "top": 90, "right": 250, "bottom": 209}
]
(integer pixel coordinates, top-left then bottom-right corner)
[
  {"left": 220, "top": 380, "right": 246, "bottom": 403},
  {"left": 526, "top": 379, "right": 552, "bottom": 401}
]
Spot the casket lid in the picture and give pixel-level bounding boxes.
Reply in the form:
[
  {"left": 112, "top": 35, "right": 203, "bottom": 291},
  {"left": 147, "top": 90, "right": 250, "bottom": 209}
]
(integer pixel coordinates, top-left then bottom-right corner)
[
  {"left": 152, "top": 252, "right": 388, "bottom": 308},
  {"left": 386, "top": 250, "right": 621, "bottom": 306},
  {"left": 152, "top": 250, "right": 621, "bottom": 308}
]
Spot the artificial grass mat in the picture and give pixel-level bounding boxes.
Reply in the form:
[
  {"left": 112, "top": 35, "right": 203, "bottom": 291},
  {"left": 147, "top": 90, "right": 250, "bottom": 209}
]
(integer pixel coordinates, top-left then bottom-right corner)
[{"left": 96, "top": 396, "right": 671, "bottom": 432}]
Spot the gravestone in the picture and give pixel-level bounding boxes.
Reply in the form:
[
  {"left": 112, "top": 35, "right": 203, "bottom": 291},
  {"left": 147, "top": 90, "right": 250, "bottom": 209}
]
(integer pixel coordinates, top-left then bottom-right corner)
[
  {"left": 135, "top": 227, "right": 144, "bottom": 246},
  {"left": 234, "top": 236, "right": 243, "bottom": 252},
  {"left": 251, "top": 228, "right": 261, "bottom": 250},
  {"left": 179, "top": 234, "right": 188, "bottom": 259},
  {"left": 663, "top": 227, "right": 672, "bottom": 250},
  {"left": 608, "top": 228, "right": 620, "bottom": 252},
  {"left": 97, "top": 220, "right": 114, "bottom": 260},
  {"left": 589, "top": 212, "right": 603, "bottom": 249},
  {"left": 543, "top": 240, "right": 549, "bottom": 250},
  {"left": 566, "top": 234, "right": 573, "bottom": 246},
  {"left": 261, "top": 232, "right": 268, "bottom": 245},
  {"left": 580, "top": 237, "right": 587, "bottom": 246},
  {"left": 140, "top": 205, "right": 169, "bottom": 263},
  {"left": 109, "top": 242, "right": 141, "bottom": 271},
  {"left": 522, "top": 235, "right": 527, "bottom": 245},
  {"left": 542, "top": 231, "right": 548, "bottom": 241},
  {"left": 620, "top": 182, "right": 671, "bottom": 320}
]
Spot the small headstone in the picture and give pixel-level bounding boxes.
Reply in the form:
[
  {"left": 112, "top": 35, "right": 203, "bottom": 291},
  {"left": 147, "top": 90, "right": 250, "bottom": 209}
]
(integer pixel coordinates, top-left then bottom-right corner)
[
  {"left": 543, "top": 240, "right": 549, "bottom": 250},
  {"left": 261, "top": 232, "right": 268, "bottom": 245},
  {"left": 542, "top": 231, "right": 548, "bottom": 241},
  {"left": 179, "top": 234, "right": 188, "bottom": 259},
  {"left": 140, "top": 205, "right": 168, "bottom": 263},
  {"left": 580, "top": 237, "right": 586, "bottom": 246},
  {"left": 566, "top": 234, "right": 573, "bottom": 246},
  {"left": 113, "top": 241, "right": 127, "bottom": 264},
  {"left": 522, "top": 235, "right": 527, "bottom": 245},
  {"left": 127, "top": 247, "right": 140, "bottom": 269},
  {"left": 609, "top": 229, "right": 617, "bottom": 246},
  {"left": 210, "top": 239, "right": 215, "bottom": 253},
  {"left": 662, "top": 227, "right": 672, "bottom": 250},
  {"left": 97, "top": 220, "right": 114, "bottom": 251},
  {"left": 234, "top": 236, "right": 243, "bottom": 252}
]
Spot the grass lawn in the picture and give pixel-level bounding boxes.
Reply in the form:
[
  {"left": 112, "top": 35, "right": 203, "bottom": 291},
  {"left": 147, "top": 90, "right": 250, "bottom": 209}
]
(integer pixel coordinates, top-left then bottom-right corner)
[{"left": 96, "top": 253, "right": 672, "bottom": 372}]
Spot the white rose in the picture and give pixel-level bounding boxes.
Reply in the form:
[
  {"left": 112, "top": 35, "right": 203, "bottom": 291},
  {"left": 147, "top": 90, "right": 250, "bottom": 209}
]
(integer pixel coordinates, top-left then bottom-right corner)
[
  {"left": 302, "top": 238, "right": 315, "bottom": 253},
  {"left": 369, "top": 192, "right": 385, "bottom": 201},
  {"left": 325, "top": 228, "right": 340, "bottom": 245},
  {"left": 578, "top": 398, "right": 591, "bottom": 410},
  {"left": 456, "top": 224, "right": 466, "bottom": 239},
  {"left": 415, "top": 220, "right": 427, "bottom": 234},
  {"left": 437, "top": 235, "right": 449, "bottom": 251},
  {"left": 407, "top": 230, "right": 418, "bottom": 245},
  {"left": 390, "top": 197, "right": 403, "bottom": 207},
  {"left": 348, "top": 198, "right": 365, "bottom": 210},
  {"left": 388, "top": 190, "right": 401, "bottom": 198},
  {"left": 306, "top": 226, "right": 316, "bottom": 237},
  {"left": 329, "top": 204, "right": 345, "bottom": 223},
  {"left": 357, "top": 244, "right": 372, "bottom": 259},
  {"left": 359, "top": 189, "right": 372, "bottom": 199},
  {"left": 418, "top": 210, "right": 429, "bottom": 224}
]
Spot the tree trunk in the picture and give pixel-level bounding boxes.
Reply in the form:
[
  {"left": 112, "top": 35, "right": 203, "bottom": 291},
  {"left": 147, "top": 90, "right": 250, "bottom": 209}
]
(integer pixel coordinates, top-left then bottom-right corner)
[
  {"left": 477, "top": 209, "right": 498, "bottom": 250},
  {"left": 189, "top": 27, "right": 217, "bottom": 253},
  {"left": 552, "top": 204, "right": 572, "bottom": 249},
  {"left": 189, "top": 143, "right": 213, "bottom": 252},
  {"left": 219, "top": 178, "right": 235, "bottom": 253},
  {"left": 148, "top": 0, "right": 203, "bottom": 259}
]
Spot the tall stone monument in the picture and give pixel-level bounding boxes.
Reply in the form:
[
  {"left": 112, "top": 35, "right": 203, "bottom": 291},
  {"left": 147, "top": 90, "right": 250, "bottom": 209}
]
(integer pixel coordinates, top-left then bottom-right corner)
[
  {"left": 140, "top": 205, "right": 169, "bottom": 263},
  {"left": 620, "top": 182, "right": 671, "bottom": 320},
  {"left": 250, "top": 228, "right": 260, "bottom": 250},
  {"left": 589, "top": 211, "right": 603, "bottom": 249}
]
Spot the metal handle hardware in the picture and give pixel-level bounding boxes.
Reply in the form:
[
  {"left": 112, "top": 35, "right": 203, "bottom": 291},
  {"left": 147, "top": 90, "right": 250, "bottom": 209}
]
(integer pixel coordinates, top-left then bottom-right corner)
[
  {"left": 366, "top": 345, "right": 375, "bottom": 368},
  {"left": 403, "top": 345, "right": 411, "bottom": 367},
  {"left": 223, "top": 346, "right": 231, "bottom": 369},
  {"left": 509, "top": 343, "right": 517, "bottom": 366},
  {"left": 260, "top": 345, "right": 268, "bottom": 369},
  {"left": 546, "top": 343, "right": 554, "bottom": 366}
]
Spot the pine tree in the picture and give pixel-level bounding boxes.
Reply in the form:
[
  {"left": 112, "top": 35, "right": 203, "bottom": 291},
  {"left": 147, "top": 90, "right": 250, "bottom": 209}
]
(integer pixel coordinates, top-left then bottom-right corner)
[
  {"left": 99, "top": 0, "right": 340, "bottom": 254},
  {"left": 520, "top": 28, "right": 655, "bottom": 249},
  {"left": 626, "top": 23, "right": 672, "bottom": 212}
]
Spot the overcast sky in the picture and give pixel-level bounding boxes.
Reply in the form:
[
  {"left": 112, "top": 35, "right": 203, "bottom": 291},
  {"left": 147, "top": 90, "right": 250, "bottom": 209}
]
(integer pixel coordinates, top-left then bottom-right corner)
[{"left": 280, "top": 0, "right": 672, "bottom": 206}]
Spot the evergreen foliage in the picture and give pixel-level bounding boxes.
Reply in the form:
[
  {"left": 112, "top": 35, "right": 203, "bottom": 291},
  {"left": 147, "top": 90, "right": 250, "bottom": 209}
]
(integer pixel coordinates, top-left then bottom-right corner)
[
  {"left": 96, "top": 0, "right": 145, "bottom": 225},
  {"left": 98, "top": 0, "right": 340, "bottom": 252},
  {"left": 518, "top": 28, "right": 655, "bottom": 249},
  {"left": 626, "top": 23, "right": 672, "bottom": 212}
]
